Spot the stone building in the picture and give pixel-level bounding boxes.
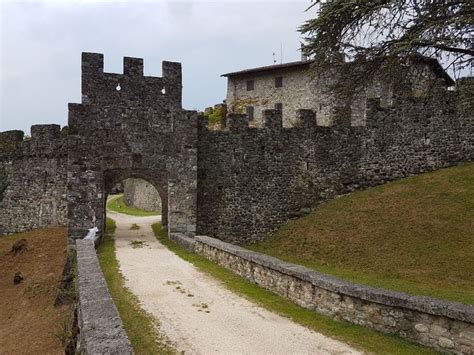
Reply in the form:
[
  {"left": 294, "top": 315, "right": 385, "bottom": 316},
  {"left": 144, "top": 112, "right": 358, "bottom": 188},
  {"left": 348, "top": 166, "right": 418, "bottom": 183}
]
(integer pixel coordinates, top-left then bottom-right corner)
[{"left": 222, "top": 55, "right": 455, "bottom": 127}]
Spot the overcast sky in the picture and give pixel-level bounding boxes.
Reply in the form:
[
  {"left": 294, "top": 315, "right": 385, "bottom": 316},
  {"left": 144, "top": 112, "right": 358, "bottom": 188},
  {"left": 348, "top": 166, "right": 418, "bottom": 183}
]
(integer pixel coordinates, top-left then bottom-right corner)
[{"left": 0, "top": 0, "right": 312, "bottom": 133}]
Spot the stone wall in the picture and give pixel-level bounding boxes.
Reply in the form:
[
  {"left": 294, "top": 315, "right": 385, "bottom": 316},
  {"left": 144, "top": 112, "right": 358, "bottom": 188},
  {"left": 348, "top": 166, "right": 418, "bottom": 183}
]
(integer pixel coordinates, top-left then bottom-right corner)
[
  {"left": 0, "top": 126, "right": 68, "bottom": 235},
  {"left": 123, "top": 178, "right": 161, "bottom": 211},
  {"left": 76, "top": 239, "right": 132, "bottom": 354},
  {"left": 0, "top": 54, "right": 472, "bottom": 247},
  {"left": 67, "top": 53, "right": 198, "bottom": 243},
  {"left": 197, "top": 81, "right": 473, "bottom": 244},
  {"left": 170, "top": 232, "right": 474, "bottom": 354}
]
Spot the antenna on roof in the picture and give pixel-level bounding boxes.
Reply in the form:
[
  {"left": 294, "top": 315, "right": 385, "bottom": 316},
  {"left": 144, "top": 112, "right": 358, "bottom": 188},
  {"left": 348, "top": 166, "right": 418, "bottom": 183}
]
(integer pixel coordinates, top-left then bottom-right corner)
[{"left": 280, "top": 42, "right": 283, "bottom": 64}]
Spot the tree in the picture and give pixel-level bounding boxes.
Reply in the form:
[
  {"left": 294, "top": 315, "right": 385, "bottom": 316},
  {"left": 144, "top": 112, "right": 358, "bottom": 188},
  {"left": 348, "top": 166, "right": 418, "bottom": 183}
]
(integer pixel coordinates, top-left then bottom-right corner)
[{"left": 300, "top": 0, "right": 473, "bottom": 77}]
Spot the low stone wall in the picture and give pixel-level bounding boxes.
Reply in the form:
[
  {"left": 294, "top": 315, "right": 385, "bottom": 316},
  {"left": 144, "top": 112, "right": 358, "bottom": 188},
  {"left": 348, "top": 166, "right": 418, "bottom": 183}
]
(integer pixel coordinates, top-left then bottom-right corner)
[
  {"left": 178, "top": 234, "right": 474, "bottom": 354},
  {"left": 75, "top": 240, "right": 133, "bottom": 354}
]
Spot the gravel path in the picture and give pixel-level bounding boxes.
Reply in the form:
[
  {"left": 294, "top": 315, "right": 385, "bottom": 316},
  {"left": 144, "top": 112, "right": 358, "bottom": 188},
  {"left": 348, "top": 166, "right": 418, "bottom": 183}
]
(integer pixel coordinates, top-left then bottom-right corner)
[{"left": 110, "top": 211, "right": 362, "bottom": 355}]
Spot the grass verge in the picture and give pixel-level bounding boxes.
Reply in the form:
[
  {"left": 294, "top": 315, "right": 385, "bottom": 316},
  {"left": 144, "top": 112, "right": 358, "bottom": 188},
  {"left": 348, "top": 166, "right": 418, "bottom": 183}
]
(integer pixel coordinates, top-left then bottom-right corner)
[
  {"left": 107, "top": 194, "right": 161, "bottom": 217},
  {"left": 152, "top": 223, "right": 435, "bottom": 355},
  {"left": 97, "top": 217, "right": 175, "bottom": 354},
  {"left": 249, "top": 164, "right": 474, "bottom": 304}
]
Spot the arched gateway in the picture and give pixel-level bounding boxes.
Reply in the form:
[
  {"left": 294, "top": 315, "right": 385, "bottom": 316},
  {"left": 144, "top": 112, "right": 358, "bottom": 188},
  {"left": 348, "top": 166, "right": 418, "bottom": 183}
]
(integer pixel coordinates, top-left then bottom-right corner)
[{"left": 67, "top": 53, "right": 197, "bottom": 243}]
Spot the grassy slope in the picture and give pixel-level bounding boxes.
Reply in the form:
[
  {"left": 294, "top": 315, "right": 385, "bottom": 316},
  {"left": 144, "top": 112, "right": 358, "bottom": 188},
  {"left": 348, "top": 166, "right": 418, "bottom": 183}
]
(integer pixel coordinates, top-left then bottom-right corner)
[
  {"left": 249, "top": 164, "right": 474, "bottom": 304},
  {"left": 97, "top": 217, "right": 175, "bottom": 354},
  {"left": 107, "top": 194, "right": 160, "bottom": 217},
  {"left": 152, "top": 223, "right": 434, "bottom": 355}
]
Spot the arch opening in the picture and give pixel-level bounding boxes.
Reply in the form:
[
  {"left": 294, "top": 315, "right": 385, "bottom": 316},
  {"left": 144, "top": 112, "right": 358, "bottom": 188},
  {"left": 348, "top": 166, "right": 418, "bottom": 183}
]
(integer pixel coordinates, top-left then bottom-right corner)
[{"left": 103, "top": 169, "right": 168, "bottom": 237}]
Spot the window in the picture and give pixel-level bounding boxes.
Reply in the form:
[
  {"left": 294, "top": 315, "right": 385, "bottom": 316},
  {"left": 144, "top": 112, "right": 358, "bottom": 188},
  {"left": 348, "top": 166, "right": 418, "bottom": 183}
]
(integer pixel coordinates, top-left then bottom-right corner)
[
  {"left": 246, "top": 106, "right": 254, "bottom": 120},
  {"left": 275, "top": 76, "right": 283, "bottom": 88},
  {"left": 275, "top": 103, "right": 283, "bottom": 112},
  {"left": 246, "top": 80, "right": 254, "bottom": 91}
]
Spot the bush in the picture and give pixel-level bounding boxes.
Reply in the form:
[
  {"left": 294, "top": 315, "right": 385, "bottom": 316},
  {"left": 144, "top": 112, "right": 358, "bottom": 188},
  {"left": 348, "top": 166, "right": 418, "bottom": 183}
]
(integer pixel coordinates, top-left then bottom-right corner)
[{"left": 205, "top": 106, "right": 227, "bottom": 128}]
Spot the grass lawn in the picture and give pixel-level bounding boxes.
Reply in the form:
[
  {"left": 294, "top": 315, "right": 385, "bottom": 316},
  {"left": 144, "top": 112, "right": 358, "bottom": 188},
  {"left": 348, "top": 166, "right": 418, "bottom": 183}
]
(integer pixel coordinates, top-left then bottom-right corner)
[
  {"left": 152, "top": 223, "right": 435, "bottom": 355},
  {"left": 249, "top": 164, "right": 474, "bottom": 305},
  {"left": 97, "top": 217, "right": 175, "bottom": 354},
  {"left": 107, "top": 194, "right": 160, "bottom": 217}
]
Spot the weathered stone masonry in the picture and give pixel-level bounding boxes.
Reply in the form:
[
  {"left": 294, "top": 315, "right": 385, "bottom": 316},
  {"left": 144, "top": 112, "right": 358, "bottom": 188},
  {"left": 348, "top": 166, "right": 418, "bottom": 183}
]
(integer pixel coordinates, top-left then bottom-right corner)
[
  {"left": 0, "top": 126, "right": 68, "bottom": 235},
  {"left": 76, "top": 239, "right": 132, "bottom": 354},
  {"left": 0, "top": 53, "right": 472, "bottom": 246},
  {"left": 198, "top": 84, "right": 473, "bottom": 243},
  {"left": 168, "top": 233, "right": 474, "bottom": 354},
  {"left": 67, "top": 53, "right": 197, "bottom": 242}
]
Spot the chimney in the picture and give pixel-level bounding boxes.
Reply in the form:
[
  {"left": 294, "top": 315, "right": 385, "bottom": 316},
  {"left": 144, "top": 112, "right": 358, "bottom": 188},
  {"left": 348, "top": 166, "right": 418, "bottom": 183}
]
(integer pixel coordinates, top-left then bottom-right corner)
[{"left": 301, "top": 43, "right": 308, "bottom": 62}]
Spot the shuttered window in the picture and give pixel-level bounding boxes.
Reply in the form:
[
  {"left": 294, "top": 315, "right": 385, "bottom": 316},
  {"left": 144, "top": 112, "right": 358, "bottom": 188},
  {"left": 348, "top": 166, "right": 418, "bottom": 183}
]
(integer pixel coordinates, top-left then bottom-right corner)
[
  {"left": 247, "top": 106, "right": 254, "bottom": 120},
  {"left": 275, "top": 76, "right": 283, "bottom": 88}
]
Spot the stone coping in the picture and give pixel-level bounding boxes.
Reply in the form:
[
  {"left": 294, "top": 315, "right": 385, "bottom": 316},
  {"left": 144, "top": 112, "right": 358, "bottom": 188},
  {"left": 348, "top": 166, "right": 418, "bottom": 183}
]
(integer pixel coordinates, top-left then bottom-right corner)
[
  {"left": 194, "top": 235, "right": 474, "bottom": 324},
  {"left": 76, "top": 239, "right": 133, "bottom": 354},
  {"left": 169, "top": 232, "right": 196, "bottom": 251}
]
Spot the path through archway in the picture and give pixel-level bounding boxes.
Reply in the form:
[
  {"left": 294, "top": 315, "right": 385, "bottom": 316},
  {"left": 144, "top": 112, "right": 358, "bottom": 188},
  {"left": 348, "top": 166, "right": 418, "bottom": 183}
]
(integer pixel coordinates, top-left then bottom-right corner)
[{"left": 106, "top": 204, "right": 360, "bottom": 354}]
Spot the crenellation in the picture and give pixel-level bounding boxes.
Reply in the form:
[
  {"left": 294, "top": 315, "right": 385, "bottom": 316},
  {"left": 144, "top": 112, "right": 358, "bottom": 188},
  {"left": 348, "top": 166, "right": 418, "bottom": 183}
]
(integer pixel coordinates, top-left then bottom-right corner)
[
  {"left": 123, "top": 56, "right": 144, "bottom": 77},
  {"left": 31, "top": 124, "right": 61, "bottom": 141},
  {"left": 262, "top": 109, "right": 283, "bottom": 131},
  {"left": 227, "top": 113, "right": 249, "bottom": 132},
  {"left": 0, "top": 130, "right": 24, "bottom": 156},
  {"left": 81, "top": 52, "right": 104, "bottom": 74},
  {"left": 296, "top": 109, "right": 316, "bottom": 129},
  {"left": 162, "top": 61, "right": 182, "bottom": 80}
]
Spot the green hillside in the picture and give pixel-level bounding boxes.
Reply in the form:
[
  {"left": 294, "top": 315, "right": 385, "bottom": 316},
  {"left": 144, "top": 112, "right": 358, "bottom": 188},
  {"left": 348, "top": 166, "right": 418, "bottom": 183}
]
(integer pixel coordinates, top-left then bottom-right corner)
[{"left": 249, "top": 164, "right": 474, "bottom": 304}]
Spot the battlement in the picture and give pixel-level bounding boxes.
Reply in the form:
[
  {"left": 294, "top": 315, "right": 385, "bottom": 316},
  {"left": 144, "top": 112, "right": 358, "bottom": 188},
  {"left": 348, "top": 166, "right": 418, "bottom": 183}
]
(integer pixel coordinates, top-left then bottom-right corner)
[
  {"left": 81, "top": 52, "right": 181, "bottom": 80},
  {"left": 0, "top": 124, "right": 66, "bottom": 158},
  {"left": 81, "top": 52, "right": 182, "bottom": 107},
  {"left": 217, "top": 84, "right": 472, "bottom": 135},
  {"left": 0, "top": 130, "right": 24, "bottom": 154},
  {"left": 220, "top": 109, "right": 343, "bottom": 133},
  {"left": 31, "top": 124, "right": 61, "bottom": 141}
]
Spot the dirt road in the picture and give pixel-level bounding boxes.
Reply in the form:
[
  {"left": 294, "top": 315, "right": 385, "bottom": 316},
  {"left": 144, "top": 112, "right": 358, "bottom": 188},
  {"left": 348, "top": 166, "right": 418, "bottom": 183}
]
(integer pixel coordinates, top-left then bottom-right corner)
[{"left": 109, "top": 211, "right": 361, "bottom": 354}]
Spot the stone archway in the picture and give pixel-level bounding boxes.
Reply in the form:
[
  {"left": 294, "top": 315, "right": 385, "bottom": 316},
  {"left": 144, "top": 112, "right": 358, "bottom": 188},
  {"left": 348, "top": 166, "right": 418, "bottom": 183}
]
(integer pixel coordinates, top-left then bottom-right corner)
[
  {"left": 66, "top": 53, "right": 198, "bottom": 244},
  {"left": 104, "top": 169, "right": 168, "bottom": 228}
]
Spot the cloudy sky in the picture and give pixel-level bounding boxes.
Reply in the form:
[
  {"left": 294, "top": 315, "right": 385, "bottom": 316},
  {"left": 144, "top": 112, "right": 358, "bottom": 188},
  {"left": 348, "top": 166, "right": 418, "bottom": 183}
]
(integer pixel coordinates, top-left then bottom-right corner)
[{"left": 0, "top": 0, "right": 312, "bottom": 133}]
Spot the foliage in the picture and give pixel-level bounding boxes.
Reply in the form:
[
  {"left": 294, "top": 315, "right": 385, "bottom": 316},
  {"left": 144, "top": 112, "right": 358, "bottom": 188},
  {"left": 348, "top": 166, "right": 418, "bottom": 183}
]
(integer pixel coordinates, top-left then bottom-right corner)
[
  {"left": 204, "top": 105, "right": 227, "bottom": 128},
  {"left": 301, "top": 0, "right": 473, "bottom": 75},
  {"left": 0, "top": 163, "right": 8, "bottom": 202},
  {"left": 107, "top": 194, "right": 160, "bottom": 217},
  {"left": 97, "top": 218, "right": 176, "bottom": 354},
  {"left": 230, "top": 98, "right": 259, "bottom": 115},
  {"left": 249, "top": 164, "right": 474, "bottom": 304},
  {"left": 152, "top": 223, "right": 434, "bottom": 354}
]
